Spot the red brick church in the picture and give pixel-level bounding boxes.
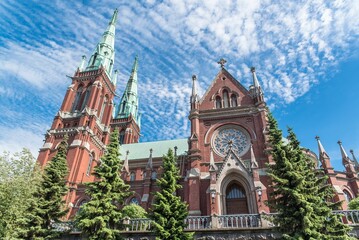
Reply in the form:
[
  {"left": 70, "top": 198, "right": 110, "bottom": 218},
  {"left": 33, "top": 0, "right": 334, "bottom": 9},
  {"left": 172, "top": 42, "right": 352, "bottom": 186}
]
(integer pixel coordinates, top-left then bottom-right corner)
[{"left": 37, "top": 9, "right": 359, "bottom": 220}]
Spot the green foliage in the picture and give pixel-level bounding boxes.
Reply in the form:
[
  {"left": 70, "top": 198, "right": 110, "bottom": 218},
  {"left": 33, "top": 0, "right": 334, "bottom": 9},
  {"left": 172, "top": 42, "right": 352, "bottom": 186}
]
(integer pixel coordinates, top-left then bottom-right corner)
[
  {"left": 348, "top": 197, "right": 359, "bottom": 210},
  {"left": 22, "top": 138, "right": 69, "bottom": 239},
  {"left": 0, "top": 149, "right": 42, "bottom": 239},
  {"left": 122, "top": 203, "right": 147, "bottom": 219},
  {"left": 75, "top": 129, "right": 131, "bottom": 240},
  {"left": 150, "top": 148, "right": 193, "bottom": 240},
  {"left": 266, "top": 111, "right": 353, "bottom": 240}
]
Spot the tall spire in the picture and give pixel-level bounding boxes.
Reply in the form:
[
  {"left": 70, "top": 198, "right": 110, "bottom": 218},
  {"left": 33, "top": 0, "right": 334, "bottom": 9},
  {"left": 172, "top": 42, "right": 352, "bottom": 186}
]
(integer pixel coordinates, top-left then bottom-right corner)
[
  {"left": 86, "top": 9, "right": 118, "bottom": 80},
  {"left": 115, "top": 56, "right": 139, "bottom": 123}
]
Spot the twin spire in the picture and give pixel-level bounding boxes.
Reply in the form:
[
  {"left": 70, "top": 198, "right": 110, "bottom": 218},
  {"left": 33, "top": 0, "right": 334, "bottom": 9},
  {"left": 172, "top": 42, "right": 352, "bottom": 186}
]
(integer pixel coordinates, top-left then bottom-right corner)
[
  {"left": 115, "top": 56, "right": 140, "bottom": 123},
  {"left": 85, "top": 9, "right": 118, "bottom": 80},
  {"left": 77, "top": 9, "right": 140, "bottom": 124}
]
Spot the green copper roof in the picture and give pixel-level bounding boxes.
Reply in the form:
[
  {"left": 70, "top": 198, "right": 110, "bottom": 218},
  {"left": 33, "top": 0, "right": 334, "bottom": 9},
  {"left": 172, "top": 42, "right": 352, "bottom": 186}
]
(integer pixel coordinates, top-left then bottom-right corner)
[
  {"left": 120, "top": 138, "right": 188, "bottom": 160},
  {"left": 86, "top": 9, "right": 118, "bottom": 80},
  {"left": 115, "top": 56, "right": 139, "bottom": 123}
]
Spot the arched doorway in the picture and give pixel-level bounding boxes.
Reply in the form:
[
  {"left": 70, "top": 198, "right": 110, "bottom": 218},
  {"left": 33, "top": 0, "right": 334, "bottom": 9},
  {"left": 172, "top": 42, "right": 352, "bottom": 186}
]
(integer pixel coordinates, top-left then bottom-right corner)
[{"left": 225, "top": 181, "right": 248, "bottom": 214}]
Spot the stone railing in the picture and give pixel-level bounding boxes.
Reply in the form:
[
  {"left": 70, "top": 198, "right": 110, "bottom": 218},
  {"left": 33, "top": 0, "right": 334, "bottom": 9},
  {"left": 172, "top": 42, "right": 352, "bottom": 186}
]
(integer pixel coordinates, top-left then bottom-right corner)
[
  {"left": 217, "top": 214, "right": 262, "bottom": 228},
  {"left": 185, "top": 216, "right": 212, "bottom": 230},
  {"left": 333, "top": 210, "right": 359, "bottom": 225},
  {"left": 54, "top": 210, "right": 359, "bottom": 233}
]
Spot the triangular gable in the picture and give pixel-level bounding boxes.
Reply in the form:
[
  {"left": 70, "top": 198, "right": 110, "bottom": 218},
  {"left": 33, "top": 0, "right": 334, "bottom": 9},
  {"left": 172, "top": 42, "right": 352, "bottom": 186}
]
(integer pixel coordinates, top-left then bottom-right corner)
[
  {"left": 200, "top": 68, "right": 251, "bottom": 104},
  {"left": 217, "top": 148, "right": 251, "bottom": 180}
]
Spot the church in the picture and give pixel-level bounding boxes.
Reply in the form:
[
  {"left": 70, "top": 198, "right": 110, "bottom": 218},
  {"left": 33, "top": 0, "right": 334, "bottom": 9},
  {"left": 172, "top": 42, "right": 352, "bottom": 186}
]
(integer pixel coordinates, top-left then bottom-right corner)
[{"left": 37, "top": 9, "right": 359, "bottom": 220}]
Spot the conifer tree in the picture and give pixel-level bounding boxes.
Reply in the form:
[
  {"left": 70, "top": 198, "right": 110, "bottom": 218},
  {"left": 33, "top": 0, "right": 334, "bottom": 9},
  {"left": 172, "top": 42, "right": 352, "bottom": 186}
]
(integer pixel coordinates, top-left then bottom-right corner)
[
  {"left": 22, "top": 138, "right": 69, "bottom": 239},
  {"left": 266, "top": 111, "right": 353, "bottom": 239},
  {"left": 150, "top": 148, "right": 193, "bottom": 240},
  {"left": 76, "top": 128, "right": 131, "bottom": 240}
]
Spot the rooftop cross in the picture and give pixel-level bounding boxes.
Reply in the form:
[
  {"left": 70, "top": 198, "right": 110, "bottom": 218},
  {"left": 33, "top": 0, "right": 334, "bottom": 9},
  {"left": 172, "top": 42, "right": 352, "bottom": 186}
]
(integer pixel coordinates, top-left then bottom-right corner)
[{"left": 217, "top": 58, "right": 227, "bottom": 68}]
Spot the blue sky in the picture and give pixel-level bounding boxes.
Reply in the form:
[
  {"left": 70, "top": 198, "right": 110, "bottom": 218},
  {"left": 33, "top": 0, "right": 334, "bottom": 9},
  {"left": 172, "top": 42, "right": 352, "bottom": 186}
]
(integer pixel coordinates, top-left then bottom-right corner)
[{"left": 0, "top": 0, "right": 358, "bottom": 171}]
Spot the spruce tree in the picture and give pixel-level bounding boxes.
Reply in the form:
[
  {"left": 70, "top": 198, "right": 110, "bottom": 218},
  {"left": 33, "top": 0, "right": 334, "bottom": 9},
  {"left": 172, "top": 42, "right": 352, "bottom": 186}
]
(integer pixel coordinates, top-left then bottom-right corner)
[
  {"left": 76, "top": 128, "right": 131, "bottom": 240},
  {"left": 150, "top": 148, "right": 193, "bottom": 240},
  {"left": 23, "top": 138, "right": 69, "bottom": 239},
  {"left": 266, "top": 111, "right": 353, "bottom": 239}
]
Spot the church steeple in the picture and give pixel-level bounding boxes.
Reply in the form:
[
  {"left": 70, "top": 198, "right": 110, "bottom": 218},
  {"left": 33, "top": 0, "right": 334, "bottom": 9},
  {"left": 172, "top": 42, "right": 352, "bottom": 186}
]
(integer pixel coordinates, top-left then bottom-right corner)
[
  {"left": 86, "top": 9, "right": 118, "bottom": 80},
  {"left": 116, "top": 56, "right": 139, "bottom": 123}
]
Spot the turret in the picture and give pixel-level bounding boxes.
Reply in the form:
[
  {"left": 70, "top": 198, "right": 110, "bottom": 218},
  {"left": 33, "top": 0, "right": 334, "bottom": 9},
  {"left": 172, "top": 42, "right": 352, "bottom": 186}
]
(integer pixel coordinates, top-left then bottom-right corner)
[
  {"left": 249, "top": 67, "right": 264, "bottom": 103},
  {"left": 85, "top": 9, "right": 118, "bottom": 81},
  {"left": 190, "top": 75, "right": 199, "bottom": 110},
  {"left": 338, "top": 140, "right": 356, "bottom": 176},
  {"left": 315, "top": 136, "right": 334, "bottom": 172}
]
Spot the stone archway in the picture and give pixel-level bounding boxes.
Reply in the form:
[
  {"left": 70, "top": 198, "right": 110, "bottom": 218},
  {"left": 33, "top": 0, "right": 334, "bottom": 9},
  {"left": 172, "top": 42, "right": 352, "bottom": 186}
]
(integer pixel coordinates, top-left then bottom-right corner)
[{"left": 218, "top": 171, "right": 257, "bottom": 215}]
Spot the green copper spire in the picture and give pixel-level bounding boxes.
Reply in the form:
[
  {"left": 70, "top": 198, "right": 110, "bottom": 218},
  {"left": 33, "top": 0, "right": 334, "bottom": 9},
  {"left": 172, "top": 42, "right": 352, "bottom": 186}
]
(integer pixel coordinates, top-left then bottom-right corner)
[
  {"left": 116, "top": 56, "right": 139, "bottom": 123},
  {"left": 86, "top": 9, "right": 118, "bottom": 81}
]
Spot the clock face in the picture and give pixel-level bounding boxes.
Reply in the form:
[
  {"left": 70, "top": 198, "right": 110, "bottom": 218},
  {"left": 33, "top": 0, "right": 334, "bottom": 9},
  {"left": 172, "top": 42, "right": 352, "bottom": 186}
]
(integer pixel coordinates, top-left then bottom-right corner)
[{"left": 213, "top": 127, "right": 250, "bottom": 157}]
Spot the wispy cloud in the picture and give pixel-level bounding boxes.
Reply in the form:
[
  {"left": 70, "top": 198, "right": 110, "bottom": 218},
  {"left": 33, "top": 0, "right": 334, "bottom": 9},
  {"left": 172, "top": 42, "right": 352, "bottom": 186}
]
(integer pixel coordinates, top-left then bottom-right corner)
[{"left": 0, "top": 0, "right": 358, "bottom": 156}]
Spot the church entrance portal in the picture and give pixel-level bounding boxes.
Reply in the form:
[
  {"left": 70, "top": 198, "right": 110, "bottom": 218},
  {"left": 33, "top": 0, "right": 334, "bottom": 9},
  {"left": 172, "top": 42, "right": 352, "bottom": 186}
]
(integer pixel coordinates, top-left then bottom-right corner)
[{"left": 225, "top": 182, "right": 248, "bottom": 214}]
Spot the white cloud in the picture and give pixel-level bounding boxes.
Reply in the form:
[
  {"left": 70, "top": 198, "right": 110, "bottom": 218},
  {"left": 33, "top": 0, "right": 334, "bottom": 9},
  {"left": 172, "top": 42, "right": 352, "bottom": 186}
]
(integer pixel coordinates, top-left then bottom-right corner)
[{"left": 0, "top": 0, "right": 359, "bottom": 147}]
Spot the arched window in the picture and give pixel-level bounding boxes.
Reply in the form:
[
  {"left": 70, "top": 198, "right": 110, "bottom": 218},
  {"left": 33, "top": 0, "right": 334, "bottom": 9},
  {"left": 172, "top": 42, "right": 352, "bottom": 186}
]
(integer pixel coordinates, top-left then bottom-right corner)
[
  {"left": 343, "top": 190, "right": 352, "bottom": 202},
  {"left": 231, "top": 94, "right": 238, "bottom": 107},
  {"left": 215, "top": 96, "right": 222, "bottom": 109},
  {"left": 72, "top": 86, "right": 83, "bottom": 112},
  {"left": 119, "top": 130, "right": 125, "bottom": 145},
  {"left": 223, "top": 90, "right": 229, "bottom": 108},
  {"left": 130, "top": 197, "right": 139, "bottom": 205},
  {"left": 130, "top": 172, "right": 136, "bottom": 182},
  {"left": 80, "top": 88, "right": 91, "bottom": 111},
  {"left": 91, "top": 52, "right": 98, "bottom": 66},
  {"left": 99, "top": 96, "right": 108, "bottom": 121},
  {"left": 121, "top": 100, "right": 127, "bottom": 113},
  {"left": 86, "top": 153, "right": 94, "bottom": 176},
  {"left": 151, "top": 171, "right": 157, "bottom": 180}
]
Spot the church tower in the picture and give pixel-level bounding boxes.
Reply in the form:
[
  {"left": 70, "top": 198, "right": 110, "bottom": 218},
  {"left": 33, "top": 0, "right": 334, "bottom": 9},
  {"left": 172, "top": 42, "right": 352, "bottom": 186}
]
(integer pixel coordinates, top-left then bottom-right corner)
[
  {"left": 186, "top": 59, "right": 269, "bottom": 216},
  {"left": 111, "top": 56, "right": 141, "bottom": 144},
  {"left": 37, "top": 9, "right": 119, "bottom": 217}
]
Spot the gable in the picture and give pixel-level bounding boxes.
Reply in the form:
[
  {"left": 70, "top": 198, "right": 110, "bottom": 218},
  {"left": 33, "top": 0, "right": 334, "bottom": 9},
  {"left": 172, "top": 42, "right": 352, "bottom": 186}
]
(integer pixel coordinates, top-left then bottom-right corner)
[{"left": 199, "top": 68, "right": 254, "bottom": 111}]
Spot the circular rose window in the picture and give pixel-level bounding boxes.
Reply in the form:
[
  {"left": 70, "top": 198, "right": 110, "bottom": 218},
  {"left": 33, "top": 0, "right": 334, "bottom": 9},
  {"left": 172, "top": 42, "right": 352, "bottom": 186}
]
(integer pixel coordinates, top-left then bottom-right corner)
[{"left": 212, "top": 126, "right": 250, "bottom": 157}]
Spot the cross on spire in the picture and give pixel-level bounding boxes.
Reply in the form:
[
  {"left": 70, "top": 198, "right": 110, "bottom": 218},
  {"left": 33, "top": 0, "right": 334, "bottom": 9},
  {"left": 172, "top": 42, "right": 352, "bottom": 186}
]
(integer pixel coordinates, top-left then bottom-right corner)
[{"left": 217, "top": 58, "right": 227, "bottom": 68}]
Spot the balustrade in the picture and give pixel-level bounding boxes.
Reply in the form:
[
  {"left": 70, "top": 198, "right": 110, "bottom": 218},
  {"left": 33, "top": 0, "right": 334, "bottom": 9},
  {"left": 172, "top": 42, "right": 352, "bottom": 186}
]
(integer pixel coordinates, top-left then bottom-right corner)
[{"left": 52, "top": 210, "right": 359, "bottom": 233}]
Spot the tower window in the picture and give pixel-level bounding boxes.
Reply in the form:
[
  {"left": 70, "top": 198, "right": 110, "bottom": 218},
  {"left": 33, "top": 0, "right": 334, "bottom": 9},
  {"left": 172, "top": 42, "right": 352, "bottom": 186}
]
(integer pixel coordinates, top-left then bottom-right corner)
[
  {"left": 231, "top": 94, "right": 238, "bottom": 107},
  {"left": 215, "top": 96, "right": 222, "bottom": 109},
  {"left": 119, "top": 130, "right": 125, "bottom": 145},
  {"left": 86, "top": 153, "right": 94, "bottom": 176},
  {"left": 223, "top": 90, "right": 229, "bottom": 108},
  {"left": 72, "top": 87, "right": 83, "bottom": 112},
  {"left": 80, "top": 88, "right": 91, "bottom": 111},
  {"left": 99, "top": 96, "right": 108, "bottom": 121}
]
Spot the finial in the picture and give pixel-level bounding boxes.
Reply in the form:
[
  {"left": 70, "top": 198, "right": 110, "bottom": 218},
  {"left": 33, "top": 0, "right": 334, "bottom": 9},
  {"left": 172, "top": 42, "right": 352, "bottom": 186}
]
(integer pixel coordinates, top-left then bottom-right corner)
[
  {"left": 174, "top": 146, "right": 178, "bottom": 156},
  {"left": 315, "top": 136, "right": 320, "bottom": 140},
  {"left": 126, "top": 150, "right": 129, "bottom": 156},
  {"left": 150, "top": 148, "right": 153, "bottom": 154},
  {"left": 338, "top": 140, "right": 349, "bottom": 160},
  {"left": 250, "top": 66, "right": 255, "bottom": 72},
  {"left": 192, "top": 75, "right": 197, "bottom": 81},
  {"left": 110, "top": 8, "right": 119, "bottom": 25},
  {"left": 337, "top": 140, "right": 342, "bottom": 145},
  {"left": 228, "top": 140, "right": 233, "bottom": 149},
  {"left": 217, "top": 58, "right": 227, "bottom": 68}
]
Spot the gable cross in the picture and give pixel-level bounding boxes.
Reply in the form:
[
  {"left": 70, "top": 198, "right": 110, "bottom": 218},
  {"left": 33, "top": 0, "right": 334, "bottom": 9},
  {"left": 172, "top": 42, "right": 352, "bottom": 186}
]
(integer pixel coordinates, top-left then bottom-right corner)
[{"left": 217, "top": 58, "right": 227, "bottom": 68}]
